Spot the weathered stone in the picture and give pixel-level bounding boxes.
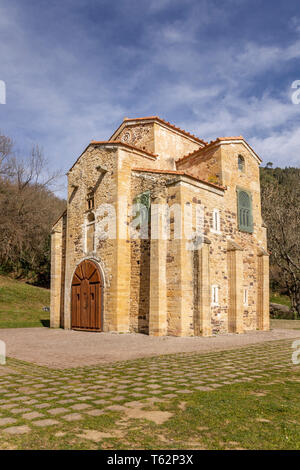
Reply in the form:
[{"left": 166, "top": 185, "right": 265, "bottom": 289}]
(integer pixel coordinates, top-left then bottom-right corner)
[
  {"left": 50, "top": 117, "right": 269, "bottom": 336},
  {"left": 62, "top": 413, "right": 83, "bottom": 421},
  {"left": 33, "top": 419, "right": 59, "bottom": 427},
  {"left": 0, "top": 417, "right": 17, "bottom": 426},
  {"left": 2, "top": 425, "right": 31, "bottom": 435},
  {"left": 22, "top": 411, "right": 44, "bottom": 420}
]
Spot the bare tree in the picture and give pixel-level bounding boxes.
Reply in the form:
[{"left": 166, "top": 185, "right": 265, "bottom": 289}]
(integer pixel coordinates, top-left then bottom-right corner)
[
  {"left": 0, "top": 133, "right": 13, "bottom": 177},
  {"left": 0, "top": 132, "right": 66, "bottom": 285},
  {"left": 261, "top": 168, "right": 300, "bottom": 318}
]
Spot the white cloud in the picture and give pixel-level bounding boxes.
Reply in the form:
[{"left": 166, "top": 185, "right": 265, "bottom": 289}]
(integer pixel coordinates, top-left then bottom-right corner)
[
  {"left": 251, "top": 127, "right": 300, "bottom": 167},
  {"left": 0, "top": 0, "right": 299, "bottom": 203}
]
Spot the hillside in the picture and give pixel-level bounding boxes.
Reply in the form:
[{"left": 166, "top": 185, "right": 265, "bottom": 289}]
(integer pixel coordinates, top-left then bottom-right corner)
[
  {"left": 0, "top": 275, "right": 50, "bottom": 328},
  {"left": 260, "top": 165, "right": 300, "bottom": 317}
]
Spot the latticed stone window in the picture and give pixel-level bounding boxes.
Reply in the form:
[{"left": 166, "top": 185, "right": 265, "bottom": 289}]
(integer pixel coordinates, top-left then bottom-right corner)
[
  {"left": 237, "top": 188, "right": 253, "bottom": 233},
  {"left": 87, "top": 191, "right": 95, "bottom": 210},
  {"left": 133, "top": 190, "right": 151, "bottom": 227}
]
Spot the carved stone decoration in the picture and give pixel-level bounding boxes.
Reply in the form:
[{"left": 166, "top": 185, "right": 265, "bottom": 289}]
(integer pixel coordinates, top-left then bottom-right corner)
[{"left": 121, "top": 131, "right": 131, "bottom": 143}]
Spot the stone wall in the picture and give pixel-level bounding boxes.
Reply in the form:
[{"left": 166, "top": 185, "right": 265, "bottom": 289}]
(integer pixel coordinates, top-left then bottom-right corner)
[
  {"left": 51, "top": 119, "right": 269, "bottom": 336},
  {"left": 114, "top": 123, "right": 155, "bottom": 155},
  {"left": 112, "top": 119, "right": 202, "bottom": 170}
]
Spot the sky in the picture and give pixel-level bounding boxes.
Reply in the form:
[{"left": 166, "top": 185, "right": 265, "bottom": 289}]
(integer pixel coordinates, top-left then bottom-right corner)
[{"left": 0, "top": 0, "right": 300, "bottom": 197}]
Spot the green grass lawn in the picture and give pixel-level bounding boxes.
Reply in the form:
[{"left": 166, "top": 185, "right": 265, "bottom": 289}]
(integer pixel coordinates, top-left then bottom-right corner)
[
  {"left": 270, "top": 292, "right": 291, "bottom": 307},
  {"left": 0, "top": 275, "right": 50, "bottom": 328},
  {"left": 0, "top": 356, "right": 299, "bottom": 450}
]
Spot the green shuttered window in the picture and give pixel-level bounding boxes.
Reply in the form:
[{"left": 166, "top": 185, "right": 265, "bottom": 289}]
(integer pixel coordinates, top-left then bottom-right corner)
[{"left": 237, "top": 188, "right": 253, "bottom": 233}]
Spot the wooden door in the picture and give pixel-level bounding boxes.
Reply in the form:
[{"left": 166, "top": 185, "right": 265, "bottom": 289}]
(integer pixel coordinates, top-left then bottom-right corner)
[{"left": 71, "top": 260, "right": 102, "bottom": 331}]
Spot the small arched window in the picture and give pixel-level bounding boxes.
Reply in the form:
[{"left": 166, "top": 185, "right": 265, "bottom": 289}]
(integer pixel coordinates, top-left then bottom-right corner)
[{"left": 238, "top": 155, "right": 245, "bottom": 172}]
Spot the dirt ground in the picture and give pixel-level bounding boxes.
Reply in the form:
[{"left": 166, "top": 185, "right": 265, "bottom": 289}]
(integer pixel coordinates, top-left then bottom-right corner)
[
  {"left": 270, "top": 319, "right": 300, "bottom": 329},
  {"left": 0, "top": 326, "right": 300, "bottom": 369}
]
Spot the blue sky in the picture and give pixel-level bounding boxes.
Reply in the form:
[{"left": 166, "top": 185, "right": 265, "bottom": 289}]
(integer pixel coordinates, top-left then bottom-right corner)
[{"left": 0, "top": 0, "right": 300, "bottom": 197}]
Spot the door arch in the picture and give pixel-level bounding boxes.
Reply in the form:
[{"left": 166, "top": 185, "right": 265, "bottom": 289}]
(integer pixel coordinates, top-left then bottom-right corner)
[{"left": 71, "top": 259, "right": 103, "bottom": 331}]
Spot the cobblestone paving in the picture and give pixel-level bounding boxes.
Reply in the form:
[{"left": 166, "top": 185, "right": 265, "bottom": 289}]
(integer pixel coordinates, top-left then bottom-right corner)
[{"left": 0, "top": 339, "right": 298, "bottom": 435}]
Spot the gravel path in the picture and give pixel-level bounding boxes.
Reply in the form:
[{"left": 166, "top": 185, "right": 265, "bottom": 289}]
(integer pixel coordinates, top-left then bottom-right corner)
[{"left": 0, "top": 327, "right": 300, "bottom": 368}]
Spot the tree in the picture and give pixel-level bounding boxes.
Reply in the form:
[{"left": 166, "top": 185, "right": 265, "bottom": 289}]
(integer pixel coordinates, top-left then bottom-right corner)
[
  {"left": 261, "top": 166, "right": 300, "bottom": 318},
  {"left": 0, "top": 131, "right": 66, "bottom": 286}
]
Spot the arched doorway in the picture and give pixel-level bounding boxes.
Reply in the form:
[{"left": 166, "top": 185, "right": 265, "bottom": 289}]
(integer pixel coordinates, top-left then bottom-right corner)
[{"left": 71, "top": 259, "right": 103, "bottom": 331}]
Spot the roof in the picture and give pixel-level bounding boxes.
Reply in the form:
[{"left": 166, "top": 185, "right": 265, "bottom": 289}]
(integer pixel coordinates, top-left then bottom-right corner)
[
  {"left": 90, "top": 140, "right": 157, "bottom": 158},
  {"left": 132, "top": 167, "right": 226, "bottom": 191},
  {"left": 109, "top": 116, "right": 207, "bottom": 146},
  {"left": 52, "top": 209, "right": 67, "bottom": 229},
  {"left": 177, "top": 136, "right": 262, "bottom": 165},
  {"left": 68, "top": 140, "right": 157, "bottom": 173}
]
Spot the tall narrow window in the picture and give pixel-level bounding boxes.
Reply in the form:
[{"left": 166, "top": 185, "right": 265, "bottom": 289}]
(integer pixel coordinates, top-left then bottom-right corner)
[
  {"left": 243, "top": 288, "right": 248, "bottom": 307},
  {"left": 86, "top": 212, "right": 95, "bottom": 252},
  {"left": 238, "top": 155, "right": 245, "bottom": 172},
  {"left": 87, "top": 192, "right": 95, "bottom": 210},
  {"left": 237, "top": 188, "right": 253, "bottom": 233},
  {"left": 211, "top": 285, "right": 219, "bottom": 306},
  {"left": 211, "top": 208, "right": 221, "bottom": 233}
]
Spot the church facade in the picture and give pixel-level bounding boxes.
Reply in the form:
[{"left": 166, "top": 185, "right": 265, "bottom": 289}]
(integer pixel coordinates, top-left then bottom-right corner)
[{"left": 50, "top": 116, "right": 269, "bottom": 336}]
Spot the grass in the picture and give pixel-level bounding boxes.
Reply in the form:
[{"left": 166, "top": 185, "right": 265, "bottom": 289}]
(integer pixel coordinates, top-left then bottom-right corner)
[
  {"left": 270, "top": 292, "right": 291, "bottom": 308},
  {"left": 0, "top": 275, "right": 50, "bottom": 328},
  {"left": 0, "top": 364, "right": 299, "bottom": 450}
]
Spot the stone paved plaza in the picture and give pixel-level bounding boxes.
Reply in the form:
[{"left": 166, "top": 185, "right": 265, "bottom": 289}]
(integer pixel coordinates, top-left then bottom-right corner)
[
  {"left": 0, "top": 338, "right": 299, "bottom": 439},
  {"left": 1, "top": 326, "right": 299, "bottom": 368}
]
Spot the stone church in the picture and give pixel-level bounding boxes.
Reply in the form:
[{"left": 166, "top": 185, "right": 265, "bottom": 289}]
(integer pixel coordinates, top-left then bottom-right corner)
[{"left": 50, "top": 116, "right": 269, "bottom": 336}]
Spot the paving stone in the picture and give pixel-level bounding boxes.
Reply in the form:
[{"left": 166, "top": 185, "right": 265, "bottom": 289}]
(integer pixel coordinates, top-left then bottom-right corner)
[
  {"left": 86, "top": 409, "right": 106, "bottom": 416},
  {"left": 110, "top": 396, "right": 126, "bottom": 402},
  {"left": 22, "top": 411, "right": 44, "bottom": 420},
  {"left": 2, "top": 425, "right": 31, "bottom": 435},
  {"left": 71, "top": 403, "right": 91, "bottom": 410},
  {"left": 194, "top": 386, "right": 214, "bottom": 391},
  {"left": 1, "top": 404, "right": 17, "bottom": 410},
  {"left": 48, "top": 407, "right": 69, "bottom": 415},
  {"left": 62, "top": 413, "right": 83, "bottom": 421},
  {"left": 10, "top": 408, "right": 32, "bottom": 414},
  {"left": 56, "top": 399, "right": 75, "bottom": 405},
  {"left": 0, "top": 417, "right": 17, "bottom": 426},
  {"left": 26, "top": 399, "right": 39, "bottom": 405},
  {"left": 33, "top": 419, "right": 59, "bottom": 427},
  {"left": 35, "top": 403, "right": 51, "bottom": 409},
  {"left": 93, "top": 399, "right": 109, "bottom": 405},
  {"left": 106, "top": 405, "right": 126, "bottom": 412}
]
